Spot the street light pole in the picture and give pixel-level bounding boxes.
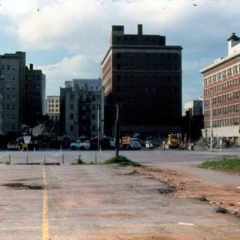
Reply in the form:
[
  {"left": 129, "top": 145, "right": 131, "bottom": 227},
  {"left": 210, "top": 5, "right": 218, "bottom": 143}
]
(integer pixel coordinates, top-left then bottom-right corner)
[
  {"left": 115, "top": 103, "right": 120, "bottom": 157},
  {"left": 210, "top": 99, "right": 213, "bottom": 151},
  {"left": 97, "top": 105, "right": 100, "bottom": 151}
]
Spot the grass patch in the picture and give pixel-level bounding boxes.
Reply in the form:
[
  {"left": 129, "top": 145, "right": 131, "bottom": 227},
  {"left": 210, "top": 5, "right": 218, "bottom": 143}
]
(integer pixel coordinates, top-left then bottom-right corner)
[
  {"left": 200, "top": 158, "right": 240, "bottom": 172},
  {"left": 103, "top": 155, "right": 141, "bottom": 167},
  {"left": 71, "top": 155, "right": 86, "bottom": 165},
  {"left": 0, "top": 160, "right": 10, "bottom": 165}
]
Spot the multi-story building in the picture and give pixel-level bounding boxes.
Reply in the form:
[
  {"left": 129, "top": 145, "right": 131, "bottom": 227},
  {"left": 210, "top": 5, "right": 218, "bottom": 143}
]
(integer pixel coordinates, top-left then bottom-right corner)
[
  {"left": 183, "top": 99, "right": 203, "bottom": 116},
  {"left": 22, "top": 64, "right": 46, "bottom": 126},
  {"left": 60, "top": 79, "right": 104, "bottom": 138},
  {"left": 47, "top": 96, "right": 60, "bottom": 122},
  {"left": 101, "top": 24, "right": 182, "bottom": 137},
  {"left": 201, "top": 33, "right": 240, "bottom": 145},
  {"left": 0, "top": 51, "right": 26, "bottom": 134},
  {"left": 182, "top": 99, "right": 204, "bottom": 142},
  {"left": 0, "top": 94, "right": 3, "bottom": 135}
]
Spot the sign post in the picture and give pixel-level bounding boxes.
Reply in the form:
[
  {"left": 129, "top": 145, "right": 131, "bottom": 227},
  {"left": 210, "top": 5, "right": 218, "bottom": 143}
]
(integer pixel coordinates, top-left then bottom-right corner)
[{"left": 23, "top": 136, "right": 31, "bottom": 164}]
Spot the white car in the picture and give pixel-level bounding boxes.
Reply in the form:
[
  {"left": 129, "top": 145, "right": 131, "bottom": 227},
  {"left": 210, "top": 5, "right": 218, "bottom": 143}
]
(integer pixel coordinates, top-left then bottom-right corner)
[{"left": 70, "top": 139, "right": 90, "bottom": 150}]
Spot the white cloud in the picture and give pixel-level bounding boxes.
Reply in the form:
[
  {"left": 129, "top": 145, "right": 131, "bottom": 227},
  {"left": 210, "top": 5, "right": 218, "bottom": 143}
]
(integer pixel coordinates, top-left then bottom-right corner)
[
  {"left": 1, "top": 0, "right": 240, "bottom": 99},
  {"left": 38, "top": 54, "right": 101, "bottom": 95}
]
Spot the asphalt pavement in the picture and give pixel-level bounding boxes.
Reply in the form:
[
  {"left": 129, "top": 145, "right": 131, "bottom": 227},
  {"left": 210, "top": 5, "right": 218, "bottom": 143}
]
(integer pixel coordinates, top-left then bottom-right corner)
[{"left": 0, "top": 149, "right": 239, "bottom": 239}]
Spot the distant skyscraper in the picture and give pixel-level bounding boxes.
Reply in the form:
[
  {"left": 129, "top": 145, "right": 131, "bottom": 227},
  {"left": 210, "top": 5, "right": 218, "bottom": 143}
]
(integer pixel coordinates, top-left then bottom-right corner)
[
  {"left": 0, "top": 51, "right": 26, "bottom": 134},
  {"left": 101, "top": 24, "right": 182, "bottom": 137},
  {"left": 201, "top": 33, "right": 240, "bottom": 145}
]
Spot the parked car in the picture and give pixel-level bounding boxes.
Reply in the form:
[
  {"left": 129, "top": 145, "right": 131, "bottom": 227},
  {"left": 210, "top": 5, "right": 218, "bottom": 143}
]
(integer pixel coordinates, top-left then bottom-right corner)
[
  {"left": 145, "top": 140, "right": 154, "bottom": 149},
  {"left": 120, "top": 136, "right": 141, "bottom": 150},
  {"left": 129, "top": 138, "right": 141, "bottom": 150},
  {"left": 70, "top": 139, "right": 90, "bottom": 150},
  {"left": 7, "top": 142, "right": 20, "bottom": 150}
]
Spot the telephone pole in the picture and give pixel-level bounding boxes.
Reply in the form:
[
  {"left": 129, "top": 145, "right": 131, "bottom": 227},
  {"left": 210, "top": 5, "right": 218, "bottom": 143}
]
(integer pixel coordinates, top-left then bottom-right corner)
[{"left": 115, "top": 103, "right": 120, "bottom": 157}]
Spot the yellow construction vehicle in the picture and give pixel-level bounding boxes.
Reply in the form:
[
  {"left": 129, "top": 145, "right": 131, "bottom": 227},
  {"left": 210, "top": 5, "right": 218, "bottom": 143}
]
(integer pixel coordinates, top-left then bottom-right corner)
[{"left": 164, "top": 134, "right": 180, "bottom": 149}]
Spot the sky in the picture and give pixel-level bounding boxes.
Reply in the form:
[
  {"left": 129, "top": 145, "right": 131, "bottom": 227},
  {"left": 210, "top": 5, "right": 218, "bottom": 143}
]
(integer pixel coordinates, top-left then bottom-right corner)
[{"left": 0, "top": 0, "right": 240, "bottom": 104}]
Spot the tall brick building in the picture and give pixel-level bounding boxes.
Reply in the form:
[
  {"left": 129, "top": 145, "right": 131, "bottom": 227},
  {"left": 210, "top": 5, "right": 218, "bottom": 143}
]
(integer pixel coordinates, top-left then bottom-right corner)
[
  {"left": 101, "top": 24, "right": 182, "bottom": 137},
  {"left": 22, "top": 64, "right": 46, "bottom": 127},
  {"left": 201, "top": 33, "right": 240, "bottom": 145}
]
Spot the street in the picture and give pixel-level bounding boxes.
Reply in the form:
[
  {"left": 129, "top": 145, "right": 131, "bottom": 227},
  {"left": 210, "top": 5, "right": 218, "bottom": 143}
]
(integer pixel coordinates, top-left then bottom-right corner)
[{"left": 0, "top": 149, "right": 239, "bottom": 239}]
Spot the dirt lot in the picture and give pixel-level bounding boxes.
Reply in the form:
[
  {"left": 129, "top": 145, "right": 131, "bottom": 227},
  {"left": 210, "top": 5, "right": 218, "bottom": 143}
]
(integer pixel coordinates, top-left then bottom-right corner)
[{"left": 136, "top": 166, "right": 240, "bottom": 215}]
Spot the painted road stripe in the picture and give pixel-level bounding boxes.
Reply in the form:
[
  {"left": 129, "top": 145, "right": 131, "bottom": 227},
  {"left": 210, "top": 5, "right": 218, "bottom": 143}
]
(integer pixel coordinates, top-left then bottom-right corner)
[{"left": 42, "top": 166, "right": 49, "bottom": 240}]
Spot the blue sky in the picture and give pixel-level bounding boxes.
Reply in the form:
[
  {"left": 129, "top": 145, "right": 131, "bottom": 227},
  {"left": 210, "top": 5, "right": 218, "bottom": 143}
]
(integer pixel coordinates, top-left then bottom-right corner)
[{"left": 0, "top": 0, "right": 239, "bottom": 104}]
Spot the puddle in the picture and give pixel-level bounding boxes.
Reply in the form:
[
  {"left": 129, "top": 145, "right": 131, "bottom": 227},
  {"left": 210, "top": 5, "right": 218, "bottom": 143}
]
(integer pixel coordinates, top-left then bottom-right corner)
[
  {"left": 2, "top": 183, "right": 44, "bottom": 190},
  {"left": 158, "top": 187, "right": 175, "bottom": 194},
  {"left": 216, "top": 207, "right": 229, "bottom": 214}
]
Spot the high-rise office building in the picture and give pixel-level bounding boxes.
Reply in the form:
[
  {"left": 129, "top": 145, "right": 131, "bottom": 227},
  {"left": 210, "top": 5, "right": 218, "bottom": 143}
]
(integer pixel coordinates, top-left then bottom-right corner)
[{"left": 101, "top": 24, "right": 182, "bottom": 137}]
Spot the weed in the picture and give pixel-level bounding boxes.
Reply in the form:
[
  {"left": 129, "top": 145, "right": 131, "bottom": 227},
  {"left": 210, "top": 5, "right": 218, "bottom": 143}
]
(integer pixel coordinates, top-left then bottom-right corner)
[
  {"left": 103, "top": 155, "right": 141, "bottom": 167},
  {"left": 71, "top": 155, "right": 85, "bottom": 165},
  {"left": 200, "top": 158, "right": 240, "bottom": 172}
]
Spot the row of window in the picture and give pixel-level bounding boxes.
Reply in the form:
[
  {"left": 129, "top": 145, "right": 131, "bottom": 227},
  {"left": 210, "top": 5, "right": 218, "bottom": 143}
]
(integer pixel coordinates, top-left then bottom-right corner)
[
  {"left": 115, "top": 63, "right": 179, "bottom": 71},
  {"left": 204, "top": 78, "right": 240, "bottom": 96},
  {"left": 204, "top": 63, "right": 240, "bottom": 86},
  {"left": 205, "top": 104, "right": 240, "bottom": 117},
  {"left": 117, "top": 74, "right": 180, "bottom": 82},
  {"left": 2, "top": 104, "right": 15, "bottom": 110},
  {"left": 204, "top": 91, "right": 240, "bottom": 107},
  {"left": 205, "top": 117, "right": 240, "bottom": 128},
  {"left": 115, "top": 36, "right": 164, "bottom": 45},
  {"left": 1, "top": 65, "right": 16, "bottom": 71},
  {"left": 48, "top": 109, "right": 59, "bottom": 113},
  {"left": 2, "top": 94, "right": 16, "bottom": 101},
  {"left": 48, "top": 99, "right": 59, "bottom": 103},
  {"left": 50, "top": 115, "right": 59, "bottom": 121},
  {"left": 48, "top": 104, "right": 59, "bottom": 108},
  {"left": 0, "top": 76, "right": 16, "bottom": 81}
]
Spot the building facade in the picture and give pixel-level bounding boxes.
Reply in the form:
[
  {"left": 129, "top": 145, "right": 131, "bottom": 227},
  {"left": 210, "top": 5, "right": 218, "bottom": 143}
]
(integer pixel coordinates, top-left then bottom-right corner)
[
  {"left": 22, "top": 64, "right": 46, "bottom": 127},
  {"left": 0, "top": 51, "right": 26, "bottom": 134},
  {"left": 101, "top": 24, "right": 182, "bottom": 137},
  {"left": 201, "top": 33, "right": 240, "bottom": 145},
  {"left": 47, "top": 96, "right": 60, "bottom": 122},
  {"left": 60, "top": 79, "right": 104, "bottom": 138},
  {"left": 183, "top": 99, "right": 203, "bottom": 116},
  {"left": 182, "top": 99, "right": 204, "bottom": 142}
]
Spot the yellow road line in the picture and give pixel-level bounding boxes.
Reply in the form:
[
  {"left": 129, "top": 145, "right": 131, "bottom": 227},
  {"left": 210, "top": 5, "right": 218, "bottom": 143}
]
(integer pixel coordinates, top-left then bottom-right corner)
[{"left": 42, "top": 166, "right": 49, "bottom": 240}]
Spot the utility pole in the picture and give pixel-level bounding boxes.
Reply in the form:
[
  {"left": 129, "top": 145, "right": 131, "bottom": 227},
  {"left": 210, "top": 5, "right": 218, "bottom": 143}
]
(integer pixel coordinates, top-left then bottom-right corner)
[
  {"left": 210, "top": 99, "right": 213, "bottom": 151},
  {"left": 115, "top": 103, "right": 120, "bottom": 157},
  {"left": 97, "top": 105, "right": 100, "bottom": 151}
]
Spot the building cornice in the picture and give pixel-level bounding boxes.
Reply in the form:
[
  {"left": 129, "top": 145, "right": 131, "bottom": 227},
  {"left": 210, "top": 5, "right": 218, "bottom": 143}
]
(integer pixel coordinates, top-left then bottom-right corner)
[
  {"left": 201, "top": 52, "right": 240, "bottom": 73},
  {"left": 101, "top": 45, "right": 182, "bottom": 65}
]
